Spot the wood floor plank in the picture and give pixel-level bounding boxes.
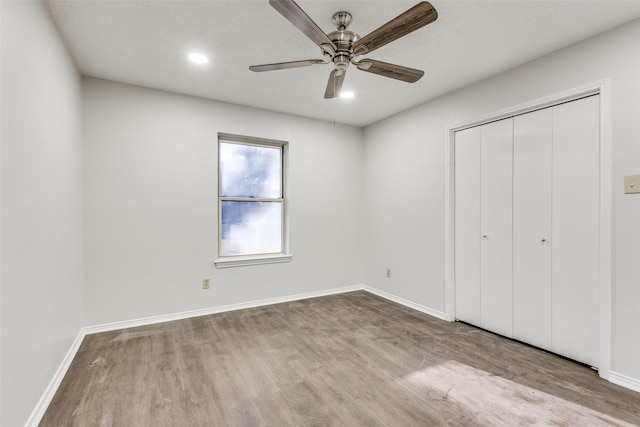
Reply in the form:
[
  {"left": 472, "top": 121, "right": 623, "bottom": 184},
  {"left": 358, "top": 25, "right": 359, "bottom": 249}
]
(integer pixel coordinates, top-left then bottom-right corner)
[{"left": 40, "top": 291, "right": 640, "bottom": 426}]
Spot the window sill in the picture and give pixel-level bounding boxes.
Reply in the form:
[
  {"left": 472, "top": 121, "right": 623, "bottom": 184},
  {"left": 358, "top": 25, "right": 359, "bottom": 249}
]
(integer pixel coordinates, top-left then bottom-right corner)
[{"left": 214, "top": 254, "right": 292, "bottom": 269}]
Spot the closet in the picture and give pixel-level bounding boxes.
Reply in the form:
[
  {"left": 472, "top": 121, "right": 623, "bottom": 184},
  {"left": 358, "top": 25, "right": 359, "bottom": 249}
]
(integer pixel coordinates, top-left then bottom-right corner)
[{"left": 454, "top": 95, "right": 600, "bottom": 367}]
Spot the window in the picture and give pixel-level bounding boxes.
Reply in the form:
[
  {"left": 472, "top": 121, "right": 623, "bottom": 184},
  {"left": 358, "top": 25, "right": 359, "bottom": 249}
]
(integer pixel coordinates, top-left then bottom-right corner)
[{"left": 215, "top": 134, "right": 290, "bottom": 267}]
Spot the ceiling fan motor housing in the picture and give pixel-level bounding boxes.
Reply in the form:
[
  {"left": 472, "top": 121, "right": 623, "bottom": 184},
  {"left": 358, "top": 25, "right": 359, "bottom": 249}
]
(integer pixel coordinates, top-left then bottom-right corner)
[
  {"left": 328, "top": 27, "right": 359, "bottom": 70},
  {"left": 327, "top": 11, "right": 359, "bottom": 71}
]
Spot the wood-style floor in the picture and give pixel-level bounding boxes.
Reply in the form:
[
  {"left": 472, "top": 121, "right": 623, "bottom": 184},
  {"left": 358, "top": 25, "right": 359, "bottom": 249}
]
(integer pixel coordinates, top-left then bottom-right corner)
[{"left": 41, "top": 291, "right": 640, "bottom": 426}]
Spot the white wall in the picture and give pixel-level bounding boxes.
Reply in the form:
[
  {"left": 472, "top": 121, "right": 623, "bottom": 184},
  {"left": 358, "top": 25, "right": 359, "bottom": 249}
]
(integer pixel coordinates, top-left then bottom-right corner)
[
  {"left": 0, "top": 1, "right": 84, "bottom": 426},
  {"left": 83, "top": 78, "right": 364, "bottom": 326},
  {"left": 363, "top": 18, "right": 640, "bottom": 383}
]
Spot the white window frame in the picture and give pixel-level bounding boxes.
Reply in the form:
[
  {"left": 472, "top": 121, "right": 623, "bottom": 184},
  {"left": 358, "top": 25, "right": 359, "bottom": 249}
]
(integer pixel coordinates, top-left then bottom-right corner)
[{"left": 214, "top": 133, "right": 291, "bottom": 268}]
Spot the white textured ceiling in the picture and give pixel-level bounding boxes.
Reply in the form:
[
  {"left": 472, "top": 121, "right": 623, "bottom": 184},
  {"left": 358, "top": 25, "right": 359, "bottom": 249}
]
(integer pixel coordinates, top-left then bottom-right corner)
[{"left": 46, "top": 0, "right": 640, "bottom": 127}]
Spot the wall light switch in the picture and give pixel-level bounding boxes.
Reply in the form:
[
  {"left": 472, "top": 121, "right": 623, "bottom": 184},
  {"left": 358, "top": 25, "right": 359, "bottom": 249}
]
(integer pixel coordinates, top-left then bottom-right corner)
[
  {"left": 624, "top": 175, "right": 640, "bottom": 194},
  {"left": 203, "top": 278, "right": 210, "bottom": 289}
]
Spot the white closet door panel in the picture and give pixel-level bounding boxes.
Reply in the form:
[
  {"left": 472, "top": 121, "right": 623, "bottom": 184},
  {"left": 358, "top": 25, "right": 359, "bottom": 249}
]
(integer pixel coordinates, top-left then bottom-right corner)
[
  {"left": 513, "top": 108, "right": 553, "bottom": 350},
  {"left": 480, "top": 118, "right": 513, "bottom": 338},
  {"left": 454, "top": 127, "right": 482, "bottom": 325},
  {"left": 552, "top": 95, "right": 600, "bottom": 367}
]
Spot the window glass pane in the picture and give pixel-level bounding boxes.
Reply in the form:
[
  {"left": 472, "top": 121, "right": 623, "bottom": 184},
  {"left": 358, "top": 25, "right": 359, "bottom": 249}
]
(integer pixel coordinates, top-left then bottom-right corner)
[
  {"left": 221, "top": 201, "right": 282, "bottom": 256},
  {"left": 220, "top": 142, "right": 282, "bottom": 198}
]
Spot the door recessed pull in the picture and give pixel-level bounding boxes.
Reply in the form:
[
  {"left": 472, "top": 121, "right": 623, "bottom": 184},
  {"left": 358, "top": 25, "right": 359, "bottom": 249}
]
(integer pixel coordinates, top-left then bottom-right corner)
[
  {"left": 540, "top": 237, "right": 547, "bottom": 244},
  {"left": 482, "top": 235, "right": 488, "bottom": 240}
]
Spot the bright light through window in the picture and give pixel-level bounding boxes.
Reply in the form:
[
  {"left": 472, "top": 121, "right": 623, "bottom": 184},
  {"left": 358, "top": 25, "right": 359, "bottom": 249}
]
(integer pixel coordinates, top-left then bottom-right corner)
[{"left": 218, "top": 136, "right": 287, "bottom": 257}]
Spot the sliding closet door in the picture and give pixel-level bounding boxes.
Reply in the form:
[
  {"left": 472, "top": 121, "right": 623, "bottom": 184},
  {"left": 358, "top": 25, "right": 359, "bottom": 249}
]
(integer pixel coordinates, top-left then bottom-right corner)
[
  {"left": 552, "top": 95, "right": 600, "bottom": 367},
  {"left": 480, "top": 118, "right": 513, "bottom": 338},
  {"left": 454, "top": 126, "right": 481, "bottom": 325},
  {"left": 513, "top": 109, "right": 553, "bottom": 350}
]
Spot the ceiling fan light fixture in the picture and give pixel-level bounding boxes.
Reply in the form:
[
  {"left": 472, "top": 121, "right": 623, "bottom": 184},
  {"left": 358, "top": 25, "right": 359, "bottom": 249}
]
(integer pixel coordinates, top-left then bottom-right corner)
[{"left": 188, "top": 52, "right": 209, "bottom": 64}]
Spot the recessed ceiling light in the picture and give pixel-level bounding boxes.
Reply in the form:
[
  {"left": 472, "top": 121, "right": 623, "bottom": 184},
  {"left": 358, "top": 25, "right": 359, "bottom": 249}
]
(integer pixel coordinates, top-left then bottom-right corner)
[
  {"left": 340, "top": 91, "right": 354, "bottom": 99},
  {"left": 188, "top": 53, "right": 209, "bottom": 64}
]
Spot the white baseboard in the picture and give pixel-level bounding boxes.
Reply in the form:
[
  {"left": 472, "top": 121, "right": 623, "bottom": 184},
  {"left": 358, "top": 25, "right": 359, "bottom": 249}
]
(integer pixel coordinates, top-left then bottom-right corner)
[
  {"left": 83, "top": 285, "right": 363, "bottom": 335},
  {"left": 82, "top": 284, "right": 448, "bottom": 337},
  {"left": 609, "top": 371, "right": 640, "bottom": 393},
  {"left": 24, "top": 331, "right": 85, "bottom": 427},
  {"left": 363, "top": 285, "right": 447, "bottom": 321}
]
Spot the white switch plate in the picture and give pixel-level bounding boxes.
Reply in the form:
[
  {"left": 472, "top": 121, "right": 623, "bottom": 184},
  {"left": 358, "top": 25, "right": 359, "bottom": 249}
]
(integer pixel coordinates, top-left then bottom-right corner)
[{"left": 624, "top": 175, "right": 640, "bottom": 194}]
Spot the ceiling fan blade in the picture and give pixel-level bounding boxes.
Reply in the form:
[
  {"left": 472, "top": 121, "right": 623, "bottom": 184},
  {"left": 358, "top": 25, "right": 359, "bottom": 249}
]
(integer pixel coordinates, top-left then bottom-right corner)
[
  {"left": 324, "top": 69, "right": 346, "bottom": 99},
  {"left": 355, "top": 59, "right": 424, "bottom": 83},
  {"left": 352, "top": 2, "right": 437, "bottom": 56},
  {"left": 249, "top": 59, "right": 326, "bottom": 72},
  {"left": 269, "top": 0, "right": 336, "bottom": 54}
]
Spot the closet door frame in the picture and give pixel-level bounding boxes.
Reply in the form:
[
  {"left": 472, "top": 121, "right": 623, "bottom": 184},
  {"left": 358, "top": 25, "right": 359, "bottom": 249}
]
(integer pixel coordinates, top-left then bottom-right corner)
[{"left": 444, "top": 79, "right": 612, "bottom": 380}]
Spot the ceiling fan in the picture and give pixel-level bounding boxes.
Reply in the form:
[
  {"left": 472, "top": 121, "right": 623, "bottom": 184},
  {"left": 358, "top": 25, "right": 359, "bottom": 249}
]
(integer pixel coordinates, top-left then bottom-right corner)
[{"left": 249, "top": 0, "right": 438, "bottom": 99}]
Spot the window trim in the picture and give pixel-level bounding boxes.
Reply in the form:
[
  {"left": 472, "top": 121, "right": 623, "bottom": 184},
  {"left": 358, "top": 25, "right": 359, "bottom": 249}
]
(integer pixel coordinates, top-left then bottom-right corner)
[{"left": 215, "top": 133, "right": 290, "bottom": 268}]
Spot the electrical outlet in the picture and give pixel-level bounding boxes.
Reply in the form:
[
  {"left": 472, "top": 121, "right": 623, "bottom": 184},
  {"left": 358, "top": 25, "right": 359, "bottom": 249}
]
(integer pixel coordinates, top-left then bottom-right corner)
[
  {"left": 202, "top": 278, "right": 210, "bottom": 289},
  {"left": 386, "top": 268, "right": 391, "bottom": 278},
  {"left": 624, "top": 174, "right": 640, "bottom": 194}
]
